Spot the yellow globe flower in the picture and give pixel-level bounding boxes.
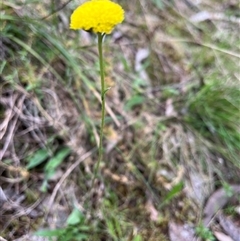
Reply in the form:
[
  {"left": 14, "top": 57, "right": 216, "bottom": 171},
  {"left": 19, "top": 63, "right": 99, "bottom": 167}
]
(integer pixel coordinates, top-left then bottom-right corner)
[{"left": 70, "top": 0, "right": 124, "bottom": 34}]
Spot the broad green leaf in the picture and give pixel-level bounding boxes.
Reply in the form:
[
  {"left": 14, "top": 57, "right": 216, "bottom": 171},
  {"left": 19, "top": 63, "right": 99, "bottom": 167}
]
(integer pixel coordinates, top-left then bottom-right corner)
[
  {"left": 40, "top": 179, "right": 48, "bottom": 193},
  {"left": 160, "top": 182, "right": 184, "bottom": 207},
  {"left": 67, "top": 208, "right": 84, "bottom": 225},
  {"left": 75, "top": 233, "right": 89, "bottom": 240},
  {"left": 133, "top": 235, "right": 143, "bottom": 241},
  {"left": 164, "top": 182, "right": 183, "bottom": 202},
  {"left": 26, "top": 149, "right": 49, "bottom": 169},
  {"left": 124, "top": 95, "right": 145, "bottom": 111},
  {"left": 35, "top": 229, "right": 64, "bottom": 237},
  {"left": 45, "top": 147, "right": 70, "bottom": 174}
]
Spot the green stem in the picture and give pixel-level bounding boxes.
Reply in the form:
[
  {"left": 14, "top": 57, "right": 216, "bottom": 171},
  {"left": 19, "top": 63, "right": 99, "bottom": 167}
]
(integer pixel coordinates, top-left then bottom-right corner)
[{"left": 92, "top": 33, "right": 105, "bottom": 188}]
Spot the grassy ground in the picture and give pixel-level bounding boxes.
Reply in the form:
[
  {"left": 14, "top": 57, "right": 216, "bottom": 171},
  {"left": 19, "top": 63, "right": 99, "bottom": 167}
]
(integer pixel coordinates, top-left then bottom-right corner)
[{"left": 0, "top": 0, "right": 239, "bottom": 240}]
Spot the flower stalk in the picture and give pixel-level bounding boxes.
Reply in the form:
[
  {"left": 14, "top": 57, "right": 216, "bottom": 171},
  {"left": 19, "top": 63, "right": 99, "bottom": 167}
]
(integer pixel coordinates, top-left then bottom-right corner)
[{"left": 92, "top": 33, "right": 106, "bottom": 187}]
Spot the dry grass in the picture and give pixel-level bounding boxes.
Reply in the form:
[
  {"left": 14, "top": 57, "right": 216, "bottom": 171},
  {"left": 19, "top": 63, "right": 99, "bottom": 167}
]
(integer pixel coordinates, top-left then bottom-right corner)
[{"left": 0, "top": 0, "right": 239, "bottom": 240}]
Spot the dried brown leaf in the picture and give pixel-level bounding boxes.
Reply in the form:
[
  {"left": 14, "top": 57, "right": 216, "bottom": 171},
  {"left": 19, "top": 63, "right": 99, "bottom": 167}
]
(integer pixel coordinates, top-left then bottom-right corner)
[
  {"left": 203, "top": 185, "right": 240, "bottom": 226},
  {"left": 214, "top": 231, "right": 234, "bottom": 241},
  {"left": 217, "top": 212, "right": 240, "bottom": 241}
]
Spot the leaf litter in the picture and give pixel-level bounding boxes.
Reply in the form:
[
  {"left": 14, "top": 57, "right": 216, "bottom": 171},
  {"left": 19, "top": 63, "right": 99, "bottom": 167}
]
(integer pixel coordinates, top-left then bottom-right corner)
[{"left": 1, "top": 0, "right": 240, "bottom": 240}]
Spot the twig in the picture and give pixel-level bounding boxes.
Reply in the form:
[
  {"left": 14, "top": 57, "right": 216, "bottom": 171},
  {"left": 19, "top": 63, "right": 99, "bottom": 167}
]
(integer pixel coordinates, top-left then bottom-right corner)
[
  {"left": 45, "top": 149, "right": 95, "bottom": 217},
  {"left": 42, "top": 0, "right": 74, "bottom": 20},
  {"left": 0, "top": 95, "right": 25, "bottom": 161}
]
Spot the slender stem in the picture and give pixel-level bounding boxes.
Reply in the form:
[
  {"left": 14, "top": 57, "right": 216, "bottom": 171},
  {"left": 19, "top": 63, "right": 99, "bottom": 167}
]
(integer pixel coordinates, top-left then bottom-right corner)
[{"left": 92, "top": 33, "right": 105, "bottom": 188}]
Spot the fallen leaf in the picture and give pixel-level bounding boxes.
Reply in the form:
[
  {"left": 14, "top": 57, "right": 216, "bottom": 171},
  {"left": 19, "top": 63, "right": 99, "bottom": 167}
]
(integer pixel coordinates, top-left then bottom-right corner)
[
  {"left": 203, "top": 185, "right": 240, "bottom": 226},
  {"left": 214, "top": 231, "right": 234, "bottom": 241},
  {"left": 217, "top": 212, "right": 240, "bottom": 241}
]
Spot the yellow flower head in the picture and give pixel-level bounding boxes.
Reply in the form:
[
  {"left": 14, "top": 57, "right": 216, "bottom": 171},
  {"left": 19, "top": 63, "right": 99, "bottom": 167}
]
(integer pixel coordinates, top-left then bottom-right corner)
[{"left": 70, "top": 0, "right": 124, "bottom": 34}]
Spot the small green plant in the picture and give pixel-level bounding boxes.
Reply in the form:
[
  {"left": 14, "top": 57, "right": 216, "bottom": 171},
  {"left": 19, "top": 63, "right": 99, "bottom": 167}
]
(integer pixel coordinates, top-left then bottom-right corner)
[
  {"left": 101, "top": 192, "right": 138, "bottom": 241},
  {"left": 132, "top": 235, "right": 143, "bottom": 241},
  {"left": 35, "top": 208, "right": 90, "bottom": 241},
  {"left": 222, "top": 182, "right": 234, "bottom": 197},
  {"left": 196, "top": 223, "right": 215, "bottom": 241},
  {"left": 124, "top": 94, "right": 145, "bottom": 111},
  {"left": 27, "top": 147, "right": 71, "bottom": 192},
  {"left": 159, "top": 182, "right": 184, "bottom": 208}
]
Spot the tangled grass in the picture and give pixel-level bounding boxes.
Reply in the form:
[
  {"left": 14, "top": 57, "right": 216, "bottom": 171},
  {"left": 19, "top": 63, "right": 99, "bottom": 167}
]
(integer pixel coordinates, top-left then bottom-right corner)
[{"left": 0, "top": 0, "right": 239, "bottom": 240}]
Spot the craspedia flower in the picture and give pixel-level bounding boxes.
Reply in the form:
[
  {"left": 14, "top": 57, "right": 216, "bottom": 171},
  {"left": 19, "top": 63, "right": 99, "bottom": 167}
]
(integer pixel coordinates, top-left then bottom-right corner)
[{"left": 70, "top": 0, "right": 124, "bottom": 34}]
